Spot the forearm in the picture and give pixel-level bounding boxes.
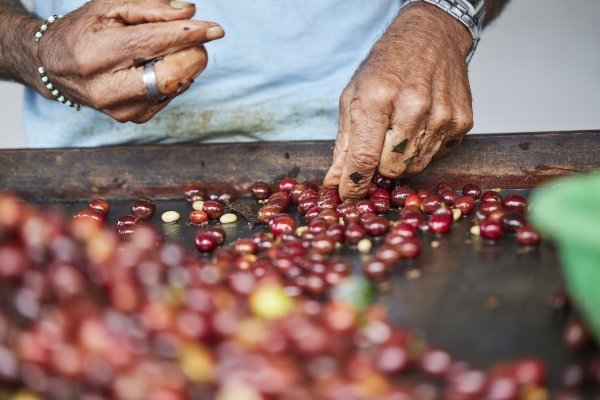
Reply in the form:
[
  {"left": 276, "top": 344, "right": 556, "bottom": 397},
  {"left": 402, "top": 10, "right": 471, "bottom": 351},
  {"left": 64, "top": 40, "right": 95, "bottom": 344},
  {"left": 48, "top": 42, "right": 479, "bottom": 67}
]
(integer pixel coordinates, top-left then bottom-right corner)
[
  {"left": 483, "top": 0, "right": 510, "bottom": 27},
  {"left": 0, "top": 1, "right": 43, "bottom": 90}
]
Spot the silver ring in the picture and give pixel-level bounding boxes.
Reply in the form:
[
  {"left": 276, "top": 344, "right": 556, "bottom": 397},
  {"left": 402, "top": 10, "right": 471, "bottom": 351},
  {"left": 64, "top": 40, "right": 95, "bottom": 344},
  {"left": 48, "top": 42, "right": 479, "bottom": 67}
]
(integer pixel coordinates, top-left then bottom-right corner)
[{"left": 142, "top": 57, "right": 166, "bottom": 102}]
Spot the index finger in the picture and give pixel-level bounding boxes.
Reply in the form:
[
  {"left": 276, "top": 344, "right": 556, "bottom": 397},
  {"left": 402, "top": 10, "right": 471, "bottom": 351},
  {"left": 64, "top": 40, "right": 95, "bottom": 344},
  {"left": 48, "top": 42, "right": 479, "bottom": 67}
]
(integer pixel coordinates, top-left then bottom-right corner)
[
  {"left": 106, "top": 0, "right": 197, "bottom": 24},
  {"left": 99, "top": 20, "right": 223, "bottom": 70},
  {"left": 338, "top": 89, "right": 392, "bottom": 199}
]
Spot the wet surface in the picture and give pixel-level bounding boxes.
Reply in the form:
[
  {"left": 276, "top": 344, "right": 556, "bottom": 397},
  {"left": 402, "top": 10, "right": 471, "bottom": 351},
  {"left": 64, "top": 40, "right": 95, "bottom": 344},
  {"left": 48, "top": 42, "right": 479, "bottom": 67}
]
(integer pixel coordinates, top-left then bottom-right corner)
[{"left": 51, "top": 188, "right": 599, "bottom": 390}]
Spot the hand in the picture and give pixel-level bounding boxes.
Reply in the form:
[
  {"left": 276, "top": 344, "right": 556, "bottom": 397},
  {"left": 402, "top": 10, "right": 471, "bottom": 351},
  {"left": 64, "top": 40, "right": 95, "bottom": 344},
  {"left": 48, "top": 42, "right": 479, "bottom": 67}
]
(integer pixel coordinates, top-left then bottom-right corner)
[
  {"left": 324, "top": 3, "right": 474, "bottom": 199},
  {"left": 33, "top": 0, "right": 224, "bottom": 123}
]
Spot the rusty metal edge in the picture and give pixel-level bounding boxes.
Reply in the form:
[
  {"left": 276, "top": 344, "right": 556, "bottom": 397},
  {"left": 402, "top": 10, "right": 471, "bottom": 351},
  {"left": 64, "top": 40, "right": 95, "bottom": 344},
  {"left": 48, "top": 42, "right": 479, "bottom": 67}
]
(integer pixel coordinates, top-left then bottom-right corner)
[{"left": 0, "top": 131, "right": 598, "bottom": 201}]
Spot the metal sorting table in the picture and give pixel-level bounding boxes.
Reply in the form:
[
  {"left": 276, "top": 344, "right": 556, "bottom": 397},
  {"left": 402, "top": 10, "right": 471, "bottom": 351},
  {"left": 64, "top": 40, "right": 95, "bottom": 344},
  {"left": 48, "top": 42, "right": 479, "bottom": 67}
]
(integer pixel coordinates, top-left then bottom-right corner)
[{"left": 1, "top": 131, "right": 600, "bottom": 390}]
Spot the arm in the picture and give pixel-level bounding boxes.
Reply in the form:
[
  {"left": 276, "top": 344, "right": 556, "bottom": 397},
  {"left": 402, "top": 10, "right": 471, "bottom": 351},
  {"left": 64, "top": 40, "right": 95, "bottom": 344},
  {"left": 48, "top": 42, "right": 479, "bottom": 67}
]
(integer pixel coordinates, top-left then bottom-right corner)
[
  {"left": 325, "top": 0, "right": 510, "bottom": 199},
  {"left": 0, "top": 0, "right": 225, "bottom": 124},
  {"left": 0, "top": 1, "right": 42, "bottom": 91}
]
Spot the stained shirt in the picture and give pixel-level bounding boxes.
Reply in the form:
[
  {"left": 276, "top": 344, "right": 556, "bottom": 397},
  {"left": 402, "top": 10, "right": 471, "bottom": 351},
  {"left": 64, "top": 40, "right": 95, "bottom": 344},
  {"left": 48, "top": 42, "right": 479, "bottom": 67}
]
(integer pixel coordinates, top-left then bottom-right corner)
[{"left": 26, "top": 1, "right": 404, "bottom": 147}]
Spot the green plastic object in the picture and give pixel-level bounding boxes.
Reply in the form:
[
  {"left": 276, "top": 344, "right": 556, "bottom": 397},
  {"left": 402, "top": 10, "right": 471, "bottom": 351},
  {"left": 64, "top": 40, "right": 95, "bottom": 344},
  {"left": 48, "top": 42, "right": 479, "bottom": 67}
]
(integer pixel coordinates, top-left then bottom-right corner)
[{"left": 530, "top": 172, "right": 600, "bottom": 342}]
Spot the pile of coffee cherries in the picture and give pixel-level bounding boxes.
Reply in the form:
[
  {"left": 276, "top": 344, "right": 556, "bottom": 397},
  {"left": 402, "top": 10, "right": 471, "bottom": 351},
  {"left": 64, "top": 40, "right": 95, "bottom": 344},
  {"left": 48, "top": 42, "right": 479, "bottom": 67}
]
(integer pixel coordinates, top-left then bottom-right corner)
[
  {"left": 246, "top": 176, "right": 541, "bottom": 280},
  {"left": 0, "top": 173, "right": 595, "bottom": 400}
]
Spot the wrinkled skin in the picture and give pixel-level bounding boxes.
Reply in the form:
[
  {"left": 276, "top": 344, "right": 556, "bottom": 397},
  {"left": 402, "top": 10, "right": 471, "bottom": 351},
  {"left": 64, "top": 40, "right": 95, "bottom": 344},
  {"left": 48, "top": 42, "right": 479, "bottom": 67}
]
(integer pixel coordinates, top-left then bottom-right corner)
[
  {"left": 32, "top": 0, "right": 224, "bottom": 123},
  {"left": 324, "top": 3, "right": 474, "bottom": 199}
]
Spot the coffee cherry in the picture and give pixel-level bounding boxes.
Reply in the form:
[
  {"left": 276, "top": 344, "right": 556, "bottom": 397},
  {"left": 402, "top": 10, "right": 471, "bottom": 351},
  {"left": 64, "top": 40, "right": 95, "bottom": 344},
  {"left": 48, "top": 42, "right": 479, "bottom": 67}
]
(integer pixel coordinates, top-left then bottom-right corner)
[
  {"left": 480, "top": 220, "right": 503, "bottom": 241},
  {"left": 481, "top": 201, "right": 503, "bottom": 214},
  {"left": 132, "top": 198, "right": 156, "bottom": 220},
  {"left": 304, "top": 207, "right": 321, "bottom": 222},
  {"left": 391, "top": 222, "right": 417, "bottom": 239},
  {"left": 405, "top": 194, "right": 421, "bottom": 208},
  {"left": 396, "top": 238, "right": 421, "bottom": 259},
  {"left": 548, "top": 291, "right": 570, "bottom": 313},
  {"left": 278, "top": 178, "right": 297, "bottom": 193},
  {"left": 418, "top": 188, "right": 433, "bottom": 200},
  {"left": 318, "top": 209, "right": 339, "bottom": 225},
  {"left": 298, "top": 196, "right": 318, "bottom": 215},
  {"left": 503, "top": 194, "right": 528, "bottom": 214},
  {"left": 400, "top": 209, "right": 422, "bottom": 229},
  {"left": 250, "top": 182, "right": 271, "bottom": 200},
  {"left": 486, "top": 375, "right": 518, "bottom": 400},
  {"left": 513, "top": 358, "right": 546, "bottom": 386},
  {"left": 481, "top": 191, "right": 503, "bottom": 204},
  {"left": 428, "top": 213, "right": 452, "bottom": 235},
  {"left": 233, "top": 239, "right": 257, "bottom": 255},
  {"left": 374, "top": 245, "right": 401, "bottom": 265},
  {"left": 454, "top": 196, "right": 475, "bottom": 215},
  {"left": 362, "top": 216, "right": 389, "bottom": 237},
  {"left": 391, "top": 187, "right": 416, "bottom": 207},
  {"left": 194, "top": 232, "right": 217, "bottom": 253},
  {"left": 563, "top": 320, "right": 591, "bottom": 350},
  {"left": 363, "top": 259, "right": 389, "bottom": 279},
  {"left": 420, "top": 348, "right": 453, "bottom": 376},
  {"left": 502, "top": 212, "right": 525, "bottom": 233},
  {"left": 89, "top": 199, "right": 110, "bottom": 215},
  {"left": 206, "top": 226, "right": 227, "bottom": 245},
  {"left": 356, "top": 200, "right": 376, "bottom": 215},
  {"left": 257, "top": 205, "right": 279, "bottom": 224},
  {"left": 462, "top": 183, "right": 481, "bottom": 200},
  {"left": 373, "top": 172, "right": 392, "bottom": 191},
  {"left": 369, "top": 188, "right": 391, "bottom": 201},
  {"left": 202, "top": 200, "right": 225, "bottom": 219},
  {"left": 436, "top": 182, "right": 453, "bottom": 194},
  {"left": 268, "top": 196, "right": 289, "bottom": 211},
  {"left": 311, "top": 236, "right": 335, "bottom": 254},
  {"left": 377, "top": 345, "right": 409, "bottom": 374},
  {"left": 448, "top": 369, "right": 487, "bottom": 400},
  {"left": 372, "top": 197, "right": 390, "bottom": 214},
  {"left": 184, "top": 185, "right": 205, "bottom": 203},
  {"left": 289, "top": 184, "right": 307, "bottom": 204},
  {"left": 74, "top": 208, "right": 106, "bottom": 223},
  {"left": 270, "top": 215, "right": 296, "bottom": 238},
  {"left": 561, "top": 363, "right": 586, "bottom": 389},
  {"left": 325, "top": 224, "right": 345, "bottom": 243},
  {"left": 421, "top": 195, "right": 443, "bottom": 214},
  {"left": 116, "top": 215, "right": 141, "bottom": 236},
  {"left": 516, "top": 224, "right": 541, "bottom": 246},
  {"left": 440, "top": 190, "right": 458, "bottom": 206},
  {"left": 345, "top": 223, "right": 366, "bottom": 245}
]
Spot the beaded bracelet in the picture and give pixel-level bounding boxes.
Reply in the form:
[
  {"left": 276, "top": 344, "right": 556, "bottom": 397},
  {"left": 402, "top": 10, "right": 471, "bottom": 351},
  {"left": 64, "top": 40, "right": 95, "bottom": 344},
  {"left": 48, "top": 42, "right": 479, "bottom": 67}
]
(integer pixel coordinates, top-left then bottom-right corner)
[{"left": 34, "top": 14, "right": 80, "bottom": 110}]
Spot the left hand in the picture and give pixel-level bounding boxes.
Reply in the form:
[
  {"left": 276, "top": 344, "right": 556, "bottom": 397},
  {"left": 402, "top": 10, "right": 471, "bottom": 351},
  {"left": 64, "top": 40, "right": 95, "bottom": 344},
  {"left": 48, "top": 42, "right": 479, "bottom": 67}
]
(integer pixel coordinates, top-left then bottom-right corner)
[{"left": 324, "top": 3, "right": 475, "bottom": 199}]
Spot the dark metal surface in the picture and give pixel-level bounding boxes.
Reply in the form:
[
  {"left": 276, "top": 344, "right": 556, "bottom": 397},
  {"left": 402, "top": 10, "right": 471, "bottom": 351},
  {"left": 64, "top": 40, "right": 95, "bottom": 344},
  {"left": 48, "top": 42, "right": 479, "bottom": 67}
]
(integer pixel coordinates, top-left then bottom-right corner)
[
  {"left": 3, "top": 131, "right": 600, "bottom": 391},
  {"left": 55, "top": 190, "right": 595, "bottom": 390},
  {"left": 1, "top": 131, "right": 599, "bottom": 201}
]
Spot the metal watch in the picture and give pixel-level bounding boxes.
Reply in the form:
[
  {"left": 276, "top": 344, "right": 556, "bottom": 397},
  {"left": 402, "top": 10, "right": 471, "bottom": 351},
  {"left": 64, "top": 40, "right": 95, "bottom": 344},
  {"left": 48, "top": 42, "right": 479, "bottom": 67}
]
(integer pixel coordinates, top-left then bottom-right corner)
[{"left": 407, "top": 0, "right": 486, "bottom": 62}]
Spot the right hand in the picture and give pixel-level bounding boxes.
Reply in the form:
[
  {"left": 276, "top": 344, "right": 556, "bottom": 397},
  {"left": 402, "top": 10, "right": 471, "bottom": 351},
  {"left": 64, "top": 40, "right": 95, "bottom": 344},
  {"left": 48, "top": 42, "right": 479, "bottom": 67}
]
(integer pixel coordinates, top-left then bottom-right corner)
[{"left": 34, "top": 0, "right": 224, "bottom": 123}]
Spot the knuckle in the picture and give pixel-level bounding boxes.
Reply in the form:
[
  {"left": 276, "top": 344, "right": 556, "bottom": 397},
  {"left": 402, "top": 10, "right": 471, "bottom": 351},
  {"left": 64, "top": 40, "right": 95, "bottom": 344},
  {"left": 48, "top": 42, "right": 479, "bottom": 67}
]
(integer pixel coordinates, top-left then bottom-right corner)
[
  {"left": 453, "top": 111, "right": 474, "bottom": 133},
  {"left": 92, "top": 95, "right": 114, "bottom": 111},
  {"left": 88, "top": 83, "right": 116, "bottom": 110},
  {"left": 406, "top": 163, "right": 427, "bottom": 174},
  {"left": 356, "top": 80, "right": 395, "bottom": 109},
  {"left": 379, "top": 163, "right": 405, "bottom": 178},
  {"left": 399, "top": 85, "right": 432, "bottom": 116},
  {"left": 106, "top": 111, "right": 132, "bottom": 124},
  {"left": 342, "top": 184, "right": 370, "bottom": 200},
  {"left": 73, "top": 54, "right": 96, "bottom": 77},
  {"left": 339, "top": 86, "right": 353, "bottom": 109},
  {"left": 352, "top": 151, "right": 380, "bottom": 172},
  {"left": 428, "top": 104, "right": 452, "bottom": 130}
]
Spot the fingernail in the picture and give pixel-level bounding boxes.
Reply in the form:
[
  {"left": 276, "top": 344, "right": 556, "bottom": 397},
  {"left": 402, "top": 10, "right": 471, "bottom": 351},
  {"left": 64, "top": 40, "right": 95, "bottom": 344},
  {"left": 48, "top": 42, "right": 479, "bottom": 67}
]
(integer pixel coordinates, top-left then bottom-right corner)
[
  {"left": 206, "top": 26, "right": 225, "bottom": 40},
  {"left": 170, "top": 1, "right": 194, "bottom": 9}
]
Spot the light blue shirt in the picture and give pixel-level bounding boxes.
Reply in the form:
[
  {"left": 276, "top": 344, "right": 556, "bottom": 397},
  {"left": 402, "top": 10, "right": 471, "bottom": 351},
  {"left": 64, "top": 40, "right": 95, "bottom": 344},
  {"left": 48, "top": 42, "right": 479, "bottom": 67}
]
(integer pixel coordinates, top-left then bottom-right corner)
[{"left": 26, "top": 1, "right": 404, "bottom": 147}]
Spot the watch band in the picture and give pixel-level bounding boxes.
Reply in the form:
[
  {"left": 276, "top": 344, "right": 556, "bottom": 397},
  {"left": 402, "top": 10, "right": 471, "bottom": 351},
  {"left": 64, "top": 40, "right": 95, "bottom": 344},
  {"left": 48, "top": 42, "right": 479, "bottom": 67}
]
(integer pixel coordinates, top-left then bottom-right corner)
[{"left": 408, "top": 0, "right": 486, "bottom": 63}]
